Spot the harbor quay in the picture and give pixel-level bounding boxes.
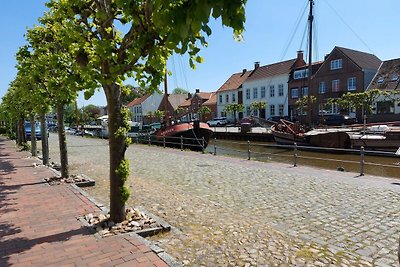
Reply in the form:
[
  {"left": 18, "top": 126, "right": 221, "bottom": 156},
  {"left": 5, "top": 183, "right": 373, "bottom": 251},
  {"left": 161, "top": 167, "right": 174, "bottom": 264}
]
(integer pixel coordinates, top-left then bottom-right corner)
[{"left": 47, "top": 133, "right": 400, "bottom": 266}]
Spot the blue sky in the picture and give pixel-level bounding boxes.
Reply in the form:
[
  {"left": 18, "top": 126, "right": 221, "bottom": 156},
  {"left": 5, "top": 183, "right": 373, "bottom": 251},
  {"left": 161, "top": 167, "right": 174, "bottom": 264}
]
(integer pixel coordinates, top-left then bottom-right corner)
[{"left": 1, "top": 0, "right": 399, "bottom": 107}]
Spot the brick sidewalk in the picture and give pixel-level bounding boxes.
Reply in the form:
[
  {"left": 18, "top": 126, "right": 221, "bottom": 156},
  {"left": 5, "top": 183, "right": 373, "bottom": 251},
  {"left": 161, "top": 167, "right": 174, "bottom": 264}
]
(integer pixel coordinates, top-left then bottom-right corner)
[{"left": 0, "top": 138, "right": 169, "bottom": 267}]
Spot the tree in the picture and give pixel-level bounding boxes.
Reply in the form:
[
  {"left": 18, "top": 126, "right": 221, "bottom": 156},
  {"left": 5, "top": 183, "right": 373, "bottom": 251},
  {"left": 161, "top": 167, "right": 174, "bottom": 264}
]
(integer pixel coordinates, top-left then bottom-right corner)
[
  {"left": 198, "top": 106, "right": 211, "bottom": 121},
  {"left": 172, "top": 87, "right": 189, "bottom": 95},
  {"left": 224, "top": 103, "right": 244, "bottom": 123},
  {"left": 250, "top": 101, "right": 267, "bottom": 117},
  {"left": 121, "top": 84, "right": 144, "bottom": 105},
  {"left": 296, "top": 95, "right": 316, "bottom": 121},
  {"left": 327, "top": 89, "right": 400, "bottom": 126},
  {"left": 47, "top": 0, "right": 247, "bottom": 223},
  {"left": 153, "top": 110, "right": 165, "bottom": 122}
]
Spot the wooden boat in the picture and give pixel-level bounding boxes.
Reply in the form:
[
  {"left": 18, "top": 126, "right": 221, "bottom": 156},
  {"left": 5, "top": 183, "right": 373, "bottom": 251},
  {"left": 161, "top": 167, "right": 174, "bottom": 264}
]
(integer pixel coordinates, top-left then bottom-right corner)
[
  {"left": 271, "top": 119, "right": 310, "bottom": 146},
  {"left": 154, "top": 120, "right": 213, "bottom": 151},
  {"left": 348, "top": 125, "right": 400, "bottom": 152}
]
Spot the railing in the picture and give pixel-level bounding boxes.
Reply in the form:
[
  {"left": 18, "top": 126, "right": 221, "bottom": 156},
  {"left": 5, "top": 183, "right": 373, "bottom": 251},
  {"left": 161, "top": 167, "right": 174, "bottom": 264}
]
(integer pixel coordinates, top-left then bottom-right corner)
[
  {"left": 130, "top": 133, "right": 400, "bottom": 178},
  {"left": 209, "top": 138, "right": 400, "bottom": 177},
  {"left": 131, "top": 134, "right": 206, "bottom": 153}
]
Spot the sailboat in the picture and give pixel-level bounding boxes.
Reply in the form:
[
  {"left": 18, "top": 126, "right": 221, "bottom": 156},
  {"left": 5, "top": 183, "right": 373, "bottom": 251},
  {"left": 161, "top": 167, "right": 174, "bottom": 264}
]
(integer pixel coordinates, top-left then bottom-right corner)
[
  {"left": 152, "top": 72, "right": 213, "bottom": 151},
  {"left": 271, "top": 0, "right": 314, "bottom": 145}
]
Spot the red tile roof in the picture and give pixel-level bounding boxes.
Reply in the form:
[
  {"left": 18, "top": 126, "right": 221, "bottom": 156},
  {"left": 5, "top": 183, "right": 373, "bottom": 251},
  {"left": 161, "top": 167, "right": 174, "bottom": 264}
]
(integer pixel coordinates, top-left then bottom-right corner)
[
  {"left": 196, "top": 92, "right": 213, "bottom": 100},
  {"left": 367, "top": 58, "right": 400, "bottom": 91},
  {"left": 217, "top": 70, "right": 253, "bottom": 92},
  {"left": 203, "top": 92, "right": 217, "bottom": 106},
  {"left": 245, "top": 59, "right": 297, "bottom": 81},
  {"left": 179, "top": 98, "right": 191, "bottom": 107},
  {"left": 126, "top": 94, "right": 150, "bottom": 108}
]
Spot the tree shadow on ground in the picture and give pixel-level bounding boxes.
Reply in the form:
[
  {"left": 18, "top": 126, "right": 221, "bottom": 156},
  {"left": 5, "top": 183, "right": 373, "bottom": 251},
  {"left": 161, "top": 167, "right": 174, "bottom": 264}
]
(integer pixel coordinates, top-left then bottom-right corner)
[{"left": 0, "top": 222, "right": 93, "bottom": 266}]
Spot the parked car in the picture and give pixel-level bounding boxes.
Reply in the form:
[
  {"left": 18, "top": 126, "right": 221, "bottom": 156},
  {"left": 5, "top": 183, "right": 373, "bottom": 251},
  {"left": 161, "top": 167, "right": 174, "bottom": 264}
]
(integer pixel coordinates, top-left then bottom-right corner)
[
  {"left": 319, "top": 114, "right": 357, "bottom": 126},
  {"left": 25, "top": 122, "right": 42, "bottom": 140},
  {"left": 207, "top": 117, "right": 228, "bottom": 126}
]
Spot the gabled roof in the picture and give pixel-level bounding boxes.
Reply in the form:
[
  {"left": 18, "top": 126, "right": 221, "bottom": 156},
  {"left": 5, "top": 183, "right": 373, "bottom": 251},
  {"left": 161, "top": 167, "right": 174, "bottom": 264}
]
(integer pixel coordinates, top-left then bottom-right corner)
[
  {"left": 217, "top": 70, "right": 253, "bottom": 92},
  {"left": 126, "top": 94, "right": 150, "bottom": 107},
  {"left": 245, "top": 58, "right": 297, "bottom": 81},
  {"left": 168, "top": 94, "right": 188, "bottom": 110},
  {"left": 203, "top": 92, "right": 217, "bottom": 106},
  {"left": 336, "top": 46, "right": 381, "bottom": 70},
  {"left": 179, "top": 98, "right": 191, "bottom": 107},
  {"left": 195, "top": 92, "right": 213, "bottom": 100},
  {"left": 367, "top": 58, "right": 400, "bottom": 91}
]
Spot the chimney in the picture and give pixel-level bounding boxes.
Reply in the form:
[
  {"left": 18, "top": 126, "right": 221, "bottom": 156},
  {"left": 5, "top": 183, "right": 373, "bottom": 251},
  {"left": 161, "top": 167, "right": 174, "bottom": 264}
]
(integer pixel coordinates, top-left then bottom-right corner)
[
  {"left": 242, "top": 68, "right": 247, "bottom": 76},
  {"left": 254, "top": 62, "right": 260, "bottom": 70},
  {"left": 294, "top": 50, "right": 305, "bottom": 68},
  {"left": 195, "top": 88, "right": 200, "bottom": 93}
]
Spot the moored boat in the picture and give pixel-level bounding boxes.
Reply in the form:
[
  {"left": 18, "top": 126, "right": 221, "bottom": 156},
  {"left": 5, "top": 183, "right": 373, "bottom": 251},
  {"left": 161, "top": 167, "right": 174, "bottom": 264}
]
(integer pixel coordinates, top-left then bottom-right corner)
[
  {"left": 154, "top": 120, "right": 213, "bottom": 151},
  {"left": 271, "top": 119, "right": 309, "bottom": 146},
  {"left": 348, "top": 125, "right": 400, "bottom": 152}
]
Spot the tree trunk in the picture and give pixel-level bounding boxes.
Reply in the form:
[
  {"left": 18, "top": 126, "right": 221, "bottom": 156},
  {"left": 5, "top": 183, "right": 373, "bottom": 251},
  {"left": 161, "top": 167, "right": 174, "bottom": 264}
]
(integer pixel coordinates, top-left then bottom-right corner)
[
  {"left": 17, "top": 117, "right": 26, "bottom": 145},
  {"left": 40, "top": 112, "right": 49, "bottom": 165},
  {"left": 29, "top": 115, "right": 37, "bottom": 156},
  {"left": 105, "top": 82, "right": 127, "bottom": 223},
  {"left": 56, "top": 102, "right": 69, "bottom": 178}
]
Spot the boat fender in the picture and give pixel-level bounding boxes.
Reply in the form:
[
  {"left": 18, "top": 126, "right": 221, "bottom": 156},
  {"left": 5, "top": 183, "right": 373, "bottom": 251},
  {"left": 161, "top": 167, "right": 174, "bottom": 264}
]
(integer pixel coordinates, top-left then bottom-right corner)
[{"left": 337, "top": 166, "right": 345, "bottom": 172}]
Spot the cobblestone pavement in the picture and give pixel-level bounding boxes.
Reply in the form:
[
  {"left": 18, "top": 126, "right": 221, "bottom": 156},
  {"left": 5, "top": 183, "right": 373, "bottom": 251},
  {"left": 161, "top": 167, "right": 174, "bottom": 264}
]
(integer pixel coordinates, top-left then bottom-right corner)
[{"left": 47, "top": 134, "right": 400, "bottom": 266}]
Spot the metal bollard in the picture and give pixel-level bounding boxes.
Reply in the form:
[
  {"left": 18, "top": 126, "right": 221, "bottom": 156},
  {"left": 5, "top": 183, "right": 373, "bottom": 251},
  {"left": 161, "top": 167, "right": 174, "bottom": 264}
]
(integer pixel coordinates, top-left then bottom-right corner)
[
  {"left": 163, "top": 135, "right": 166, "bottom": 148},
  {"left": 202, "top": 137, "right": 205, "bottom": 154},
  {"left": 148, "top": 135, "right": 151, "bottom": 145},
  {"left": 293, "top": 143, "right": 298, "bottom": 167},
  {"left": 247, "top": 140, "right": 251, "bottom": 160},
  {"left": 180, "top": 136, "right": 183, "bottom": 151},
  {"left": 360, "top": 146, "right": 365, "bottom": 176},
  {"left": 136, "top": 136, "right": 139, "bottom": 144},
  {"left": 213, "top": 137, "right": 217, "bottom": 156}
]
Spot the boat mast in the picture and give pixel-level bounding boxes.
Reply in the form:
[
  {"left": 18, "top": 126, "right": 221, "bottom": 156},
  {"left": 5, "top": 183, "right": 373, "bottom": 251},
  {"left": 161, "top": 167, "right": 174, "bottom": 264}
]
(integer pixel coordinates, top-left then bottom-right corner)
[
  {"left": 163, "top": 71, "right": 170, "bottom": 126},
  {"left": 307, "top": 0, "right": 314, "bottom": 127}
]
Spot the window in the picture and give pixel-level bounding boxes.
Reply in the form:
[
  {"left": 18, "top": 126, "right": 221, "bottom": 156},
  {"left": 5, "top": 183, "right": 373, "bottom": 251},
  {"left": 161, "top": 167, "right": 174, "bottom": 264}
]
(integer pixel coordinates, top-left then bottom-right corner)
[
  {"left": 302, "top": 86, "right": 308, "bottom": 96},
  {"left": 391, "top": 74, "right": 399, "bottom": 81},
  {"left": 270, "top": 105, "right": 275, "bottom": 116},
  {"left": 377, "top": 101, "right": 395, "bottom": 114},
  {"left": 293, "top": 69, "right": 308, "bottom": 79},
  {"left": 332, "top": 79, "right": 340, "bottom": 92},
  {"left": 291, "top": 88, "right": 298, "bottom": 98},
  {"left": 232, "top": 93, "right": 236, "bottom": 102},
  {"left": 260, "top": 86, "right": 266, "bottom": 98},
  {"left": 348, "top": 77, "right": 356, "bottom": 91},
  {"left": 279, "top": 104, "right": 284, "bottom": 116},
  {"left": 253, "top": 88, "right": 258, "bottom": 99},
  {"left": 377, "top": 77, "right": 385, "bottom": 84},
  {"left": 319, "top": 82, "right": 326, "bottom": 94},
  {"left": 246, "top": 106, "right": 251, "bottom": 116},
  {"left": 270, "top": 85, "right": 275, "bottom": 97},
  {"left": 219, "top": 95, "right": 223, "bottom": 103},
  {"left": 226, "top": 94, "right": 229, "bottom": 103},
  {"left": 330, "top": 59, "right": 342, "bottom": 70},
  {"left": 246, "top": 88, "right": 250, "bottom": 100},
  {"left": 278, "top": 84, "right": 284, "bottom": 96}
]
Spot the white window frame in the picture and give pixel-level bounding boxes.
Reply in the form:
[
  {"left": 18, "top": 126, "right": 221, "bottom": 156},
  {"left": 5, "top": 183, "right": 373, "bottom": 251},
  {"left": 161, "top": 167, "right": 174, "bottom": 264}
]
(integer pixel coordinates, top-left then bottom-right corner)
[
  {"left": 253, "top": 87, "right": 258, "bottom": 99},
  {"left": 348, "top": 77, "right": 356, "bottom": 91},
  {"left": 302, "top": 86, "right": 308, "bottom": 96},
  {"left": 278, "top": 84, "right": 284, "bottom": 96},
  {"left": 232, "top": 93, "right": 236, "bottom": 102},
  {"left": 278, "top": 104, "right": 284, "bottom": 116},
  {"left": 332, "top": 79, "right": 340, "bottom": 92},
  {"left": 219, "top": 95, "right": 223, "bottom": 103},
  {"left": 330, "top": 59, "right": 343, "bottom": 70},
  {"left": 319, "top": 81, "right": 326, "bottom": 94},
  {"left": 260, "top": 86, "right": 266, "bottom": 98},
  {"left": 270, "top": 85, "right": 275, "bottom": 97},
  {"left": 291, "top": 88, "right": 298, "bottom": 98},
  {"left": 226, "top": 94, "right": 229, "bottom": 103},
  {"left": 270, "top": 105, "right": 275, "bottom": 116},
  {"left": 246, "top": 88, "right": 250, "bottom": 100}
]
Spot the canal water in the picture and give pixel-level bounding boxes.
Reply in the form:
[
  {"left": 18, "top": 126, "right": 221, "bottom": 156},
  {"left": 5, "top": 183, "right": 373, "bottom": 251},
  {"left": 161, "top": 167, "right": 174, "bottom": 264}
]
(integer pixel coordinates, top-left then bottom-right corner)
[{"left": 205, "top": 139, "right": 400, "bottom": 179}]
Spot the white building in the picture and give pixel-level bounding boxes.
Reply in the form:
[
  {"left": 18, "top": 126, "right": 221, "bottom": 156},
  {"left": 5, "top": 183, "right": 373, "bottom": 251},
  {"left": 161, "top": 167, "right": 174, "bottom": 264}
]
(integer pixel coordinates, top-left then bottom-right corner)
[
  {"left": 242, "top": 59, "right": 298, "bottom": 119},
  {"left": 216, "top": 69, "right": 252, "bottom": 122},
  {"left": 127, "top": 91, "right": 163, "bottom": 125}
]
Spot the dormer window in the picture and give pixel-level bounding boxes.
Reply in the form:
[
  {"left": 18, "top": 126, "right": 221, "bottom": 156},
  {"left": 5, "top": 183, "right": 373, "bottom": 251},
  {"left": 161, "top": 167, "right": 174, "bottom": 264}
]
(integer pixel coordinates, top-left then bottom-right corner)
[
  {"left": 377, "top": 77, "right": 385, "bottom": 84},
  {"left": 294, "top": 69, "right": 308, "bottom": 80},
  {"left": 330, "top": 59, "right": 342, "bottom": 70},
  {"left": 391, "top": 74, "right": 399, "bottom": 82}
]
